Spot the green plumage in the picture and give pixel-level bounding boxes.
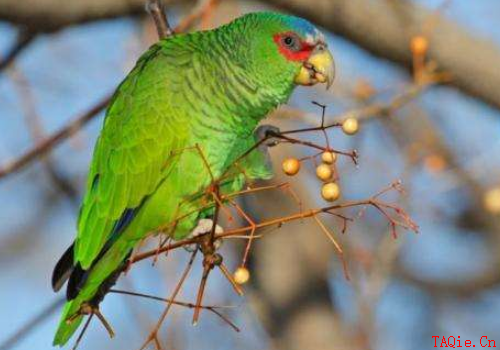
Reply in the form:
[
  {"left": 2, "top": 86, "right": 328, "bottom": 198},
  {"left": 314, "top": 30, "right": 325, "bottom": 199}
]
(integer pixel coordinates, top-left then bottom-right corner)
[{"left": 53, "top": 12, "right": 323, "bottom": 346}]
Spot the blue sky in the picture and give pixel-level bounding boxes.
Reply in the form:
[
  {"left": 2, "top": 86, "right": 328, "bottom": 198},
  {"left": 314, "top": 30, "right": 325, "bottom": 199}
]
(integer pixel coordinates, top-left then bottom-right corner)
[{"left": 1, "top": 1, "right": 500, "bottom": 349}]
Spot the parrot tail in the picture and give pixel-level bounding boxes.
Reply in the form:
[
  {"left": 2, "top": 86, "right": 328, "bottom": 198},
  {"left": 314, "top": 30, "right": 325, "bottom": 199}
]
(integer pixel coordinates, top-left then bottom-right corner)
[
  {"left": 53, "top": 301, "right": 84, "bottom": 346},
  {"left": 51, "top": 244, "right": 131, "bottom": 347},
  {"left": 51, "top": 242, "right": 75, "bottom": 292},
  {"left": 52, "top": 242, "right": 85, "bottom": 346}
]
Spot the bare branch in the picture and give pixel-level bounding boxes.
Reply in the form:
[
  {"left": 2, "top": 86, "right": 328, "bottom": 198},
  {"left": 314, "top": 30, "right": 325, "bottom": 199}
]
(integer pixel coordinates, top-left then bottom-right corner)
[
  {"left": 145, "top": 0, "right": 174, "bottom": 39},
  {"left": 0, "top": 0, "right": 220, "bottom": 180},
  {"left": 9, "top": 66, "right": 79, "bottom": 203},
  {"left": 0, "top": 94, "right": 111, "bottom": 179},
  {"left": 0, "top": 0, "right": 183, "bottom": 32},
  {"left": 0, "top": 30, "right": 36, "bottom": 74}
]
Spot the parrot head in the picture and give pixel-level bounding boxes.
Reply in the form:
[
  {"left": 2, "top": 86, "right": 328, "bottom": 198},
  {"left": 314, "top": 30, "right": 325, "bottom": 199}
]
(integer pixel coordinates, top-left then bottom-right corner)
[{"left": 226, "top": 12, "right": 335, "bottom": 92}]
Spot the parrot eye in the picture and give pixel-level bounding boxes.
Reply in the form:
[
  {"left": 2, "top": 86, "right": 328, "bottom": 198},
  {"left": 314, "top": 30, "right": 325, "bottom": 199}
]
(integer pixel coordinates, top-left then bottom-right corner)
[
  {"left": 284, "top": 36, "right": 294, "bottom": 46},
  {"left": 282, "top": 35, "right": 301, "bottom": 51}
]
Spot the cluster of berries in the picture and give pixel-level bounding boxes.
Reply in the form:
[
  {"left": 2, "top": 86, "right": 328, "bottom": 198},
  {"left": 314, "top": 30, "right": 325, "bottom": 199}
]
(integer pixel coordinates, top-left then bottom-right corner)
[{"left": 281, "top": 117, "right": 359, "bottom": 202}]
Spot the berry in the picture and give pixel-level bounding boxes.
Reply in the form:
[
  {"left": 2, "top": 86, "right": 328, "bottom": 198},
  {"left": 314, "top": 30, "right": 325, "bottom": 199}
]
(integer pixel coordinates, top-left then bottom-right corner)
[
  {"left": 484, "top": 187, "right": 500, "bottom": 214},
  {"left": 282, "top": 158, "right": 301, "bottom": 176},
  {"left": 321, "top": 182, "right": 341, "bottom": 202},
  {"left": 342, "top": 118, "right": 359, "bottom": 135},
  {"left": 316, "top": 164, "right": 333, "bottom": 181},
  {"left": 234, "top": 266, "right": 250, "bottom": 284},
  {"left": 321, "top": 151, "right": 337, "bottom": 164},
  {"left": 411, "top": 35, "right": 428, "bottom": 55}
]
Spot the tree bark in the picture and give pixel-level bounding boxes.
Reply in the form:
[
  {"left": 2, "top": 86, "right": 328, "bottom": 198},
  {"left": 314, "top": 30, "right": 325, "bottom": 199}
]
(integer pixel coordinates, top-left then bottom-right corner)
[{"left": 0, "top": 0, "right": 180, "bottom": 31}]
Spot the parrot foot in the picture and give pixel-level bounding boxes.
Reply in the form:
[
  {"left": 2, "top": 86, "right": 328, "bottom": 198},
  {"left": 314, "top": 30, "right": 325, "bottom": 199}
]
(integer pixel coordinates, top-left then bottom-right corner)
[
  {"left": 255, "top": 124, "right": 281, "bottom": 148},
  {"left": 184, "top": 218, "right": 223, "bottom": 252},
  {"left": 70, "top": 303, "right": 115, "bottom": 339}
]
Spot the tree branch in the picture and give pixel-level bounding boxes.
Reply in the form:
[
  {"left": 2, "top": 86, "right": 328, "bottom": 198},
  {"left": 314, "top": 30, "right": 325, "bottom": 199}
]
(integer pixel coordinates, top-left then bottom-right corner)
[
  {"left": 0, "top": 30, "right": 36, "bottom": 73},
  {"left": 145, "top": 0, "right": 174, "bottom": 38},
  {"left": 0, "top": 0, "right": 184, "bottom": 32},
  {"left": 0, "top": 0, "right": 219, "bottom": 180},
  {"left": 0, "top": 94, "right": 111, "bottom": 179}
]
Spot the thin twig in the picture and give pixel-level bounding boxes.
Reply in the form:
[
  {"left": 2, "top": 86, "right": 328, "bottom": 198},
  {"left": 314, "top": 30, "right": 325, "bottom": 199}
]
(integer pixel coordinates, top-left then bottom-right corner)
[
  {"left": 0, "top": 0, "right": 220, "bottom": 181},
  {"left": 9, "top": 66, "right": 79, "bottom": 204},
  {"left": 218, "top": 263, "right": 244, "bottom": 296},
  {"left": 0, "top": 30, "right": 36, "bottom": 73},
  {"left": 93, "top": 309, "right": 115, "bottom": 339},
  {"left": 174, "top": 0, "right": 218, "bottom": 33},
  {"left": 0, "top": 94, "right": 111, "bottom": 179},
  {"left": 139, "top": 250, "right": 197, "bottom": 350},
  {"left": 145, "top": 0, "right": 174, "bottom": 39},
  {"left": 132, "top": 187, "right": 418, "bottom": 264},
  {"left": 110, "top": 289, "right": 235, "bottom": 309},
  {"left": 71, "top": 314, "right": 93, "bottom": 350}
]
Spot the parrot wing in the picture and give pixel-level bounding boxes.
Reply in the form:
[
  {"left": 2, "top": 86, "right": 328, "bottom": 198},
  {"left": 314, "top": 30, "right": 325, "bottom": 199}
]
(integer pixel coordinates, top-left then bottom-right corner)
[{"left": 75, "top": 42, "right": 193, "bottom": 269}]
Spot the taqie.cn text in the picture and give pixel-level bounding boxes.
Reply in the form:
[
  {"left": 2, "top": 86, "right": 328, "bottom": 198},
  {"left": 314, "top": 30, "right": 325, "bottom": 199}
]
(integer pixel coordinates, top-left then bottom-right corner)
[{"left": 433, "top": 336, "right": 497, "bottom": 348}]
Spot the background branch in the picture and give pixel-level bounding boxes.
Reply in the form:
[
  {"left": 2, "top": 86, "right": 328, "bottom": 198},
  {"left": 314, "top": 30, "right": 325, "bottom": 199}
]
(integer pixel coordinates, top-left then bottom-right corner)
[
  {"left": 0, "top": 30, "right": 36, "bottom": 73},
  {"left": 0, "top": 94, "right": 111, "bottom": 179},
  {"left": 262, "top": 0, "right": 500, "bottom": 111},
  {"left": 0, "top": 0, "right": 184, "bottom": 32},
  {"left": 145, "top": 0, "right": 174, "bottom": 38},
  {"left": 2, "top": 0, "right": 499, "bottom": 111}
]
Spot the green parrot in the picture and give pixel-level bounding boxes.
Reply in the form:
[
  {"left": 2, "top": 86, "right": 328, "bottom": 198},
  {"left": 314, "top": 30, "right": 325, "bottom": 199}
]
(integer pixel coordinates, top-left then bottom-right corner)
[{"left": 51, "top": 11, "right": 334, "bottom": 346}]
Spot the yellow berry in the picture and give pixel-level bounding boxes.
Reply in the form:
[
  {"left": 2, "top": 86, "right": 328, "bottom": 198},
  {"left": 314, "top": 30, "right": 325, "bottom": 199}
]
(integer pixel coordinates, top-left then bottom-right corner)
[
  {"left": 354, "top": 79, "right": 376, "bottom": 100},
  {"left": 321, "top": 151, "right": 337, "bottom": 164},
  {"left": 234, "top": 267, "right": 250, "bottom": 284},
  {"left": 342, "top": 118, "right": 359, "bottom": 135},
  {"left": 484, "top": 187, "right": 500, "bottom": 214},
  {"left": 411, "top": 35, "right": 428, "bottom": 55},
  {"left": 424, "top": 154, "right": 446, "bottom": 173},
  {"left": 321, "top": 182, "right": 341, "bottom": 202},
  {"left": 316, "top": 164, "right": 333, "bottom": 181},
  {"left": 282, "top": 158, "right": 301, "bottom": 176}
]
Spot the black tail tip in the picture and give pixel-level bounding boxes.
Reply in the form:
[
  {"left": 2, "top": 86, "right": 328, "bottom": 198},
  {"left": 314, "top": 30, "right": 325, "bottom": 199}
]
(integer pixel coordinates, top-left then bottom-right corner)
[{"left": 52, "top": 243, "right": 75, "bottom": 292}]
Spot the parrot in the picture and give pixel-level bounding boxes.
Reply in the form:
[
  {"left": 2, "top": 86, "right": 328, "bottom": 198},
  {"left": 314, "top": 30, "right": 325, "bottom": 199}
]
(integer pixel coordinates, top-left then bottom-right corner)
[{"left": 51, "top": 11, "right": 335, "bottom": 346}]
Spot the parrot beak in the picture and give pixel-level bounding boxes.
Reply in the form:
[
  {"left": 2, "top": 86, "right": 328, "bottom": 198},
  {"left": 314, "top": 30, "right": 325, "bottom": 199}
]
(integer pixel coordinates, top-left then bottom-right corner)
[{"left": 294, "top": 43, "right": 335, "bottom": 89}]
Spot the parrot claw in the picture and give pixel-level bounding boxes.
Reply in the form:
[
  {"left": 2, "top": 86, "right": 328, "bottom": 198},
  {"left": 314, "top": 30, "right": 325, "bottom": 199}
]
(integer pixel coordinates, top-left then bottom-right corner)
[
  {"left": 255, "top": 125, "right": 281, "bottom": 148},
  {"left": 184, "top": 219, "right": 224, "bottom": 252}
]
